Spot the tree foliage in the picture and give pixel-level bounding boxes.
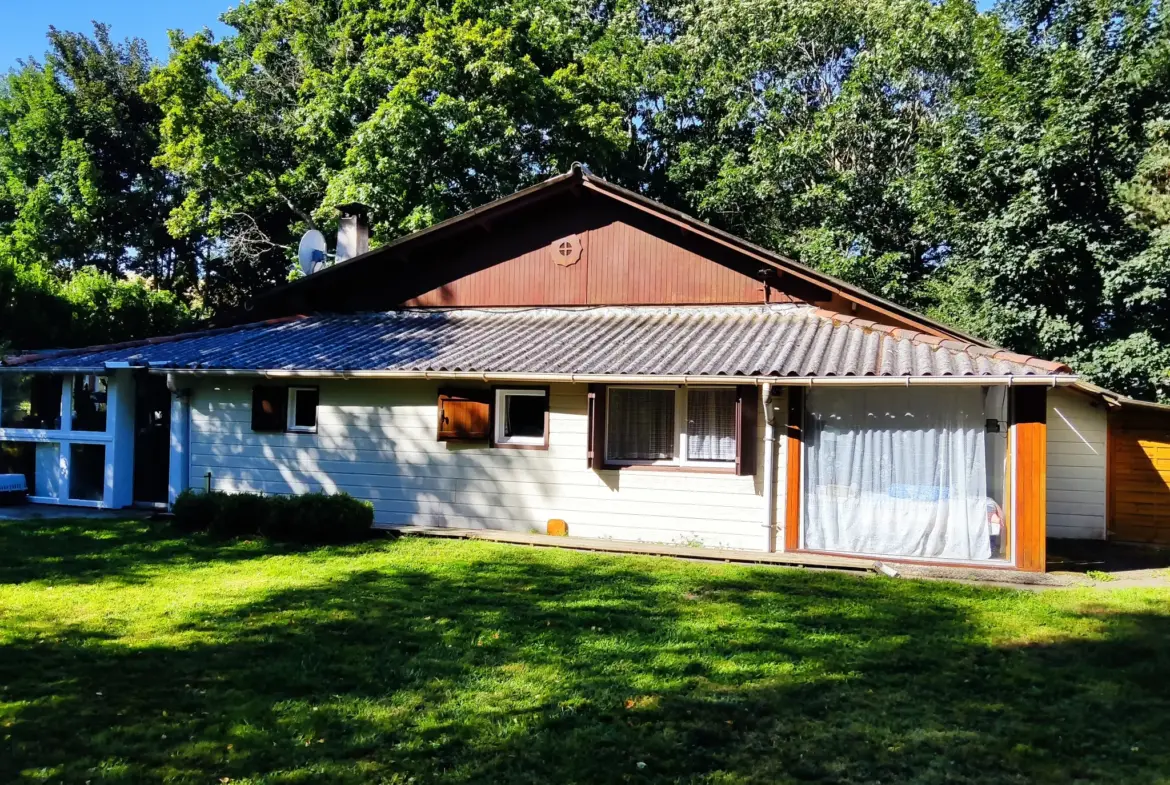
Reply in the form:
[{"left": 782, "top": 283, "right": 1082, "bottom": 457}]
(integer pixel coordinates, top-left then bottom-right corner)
[
  {"left": 0, "top": 24, "right": 196, "bottom": 352},
  {"left": 4, "top": 0, "right": 1170, "bottom": 399},
  {"left": 145, "top": 0, "right": 646, "bottom": 310}
]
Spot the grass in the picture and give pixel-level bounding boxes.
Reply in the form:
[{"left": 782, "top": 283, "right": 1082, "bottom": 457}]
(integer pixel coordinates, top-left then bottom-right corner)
[{"left": 1, "top": 520, "right": 1169, "bottom": 784}]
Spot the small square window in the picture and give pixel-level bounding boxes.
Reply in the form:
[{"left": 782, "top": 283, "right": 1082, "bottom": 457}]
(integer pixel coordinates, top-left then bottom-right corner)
[
  {"left": 287, "top": 387, "right": 319, "bottom": 432},
  {"left": 494, "top": 389, "right": 547, "bottom": 447}
]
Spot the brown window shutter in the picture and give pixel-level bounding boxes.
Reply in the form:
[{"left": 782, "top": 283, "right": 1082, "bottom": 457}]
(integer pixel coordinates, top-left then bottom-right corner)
[
  {"left": 437, "top": 389, "right": 491, "bottom": 441},
  {"left": 251, "top": 385, "right": 287, "bottom": 432},
  {"left": 735, "top": 384, "right": 759, "bottom": 476},
  {"left": 587, "top": 383, "right": 607, "bottom": 470}
]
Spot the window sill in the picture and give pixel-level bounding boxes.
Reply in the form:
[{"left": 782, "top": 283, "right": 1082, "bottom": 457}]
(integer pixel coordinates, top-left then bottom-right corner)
[
  {"left": 602, "top": 463, "right": 737, "bottom": 475},
  {"left": 492, "top": 441, "right": 548, "bottom": 451},
  {"left": 0, "top": 428, "right": 113, "bottom": 443}
]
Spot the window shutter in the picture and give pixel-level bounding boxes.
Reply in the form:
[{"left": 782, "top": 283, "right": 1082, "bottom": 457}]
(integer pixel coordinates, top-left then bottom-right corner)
[
  {"left": 251, "top": 385, "right": 287, "bottom": 432},
  {"left": 586, "top": 383, "right": 607, "bottom": 469},
  {"left": 437, "top": 389, "right": 491, "bottom": 441},
  {"left": 735, "top": 385, "right": 758, "bottom": 476}
]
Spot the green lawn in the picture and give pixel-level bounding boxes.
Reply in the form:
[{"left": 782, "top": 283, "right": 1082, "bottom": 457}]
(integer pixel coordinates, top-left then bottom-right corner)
[{"left": 1, "top": 520, "right": 1169, "bottom": 784}]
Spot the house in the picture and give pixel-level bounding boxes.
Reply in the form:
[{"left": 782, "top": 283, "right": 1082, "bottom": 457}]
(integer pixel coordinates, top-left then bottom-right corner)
[{"left": 2, "top": 164, "right": 1167, "bottom": 571}]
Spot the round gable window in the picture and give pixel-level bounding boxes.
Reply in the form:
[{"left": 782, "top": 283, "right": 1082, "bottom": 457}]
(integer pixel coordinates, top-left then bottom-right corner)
[{"left": 549, "top": 234, "right": 583, "bottom": 267}]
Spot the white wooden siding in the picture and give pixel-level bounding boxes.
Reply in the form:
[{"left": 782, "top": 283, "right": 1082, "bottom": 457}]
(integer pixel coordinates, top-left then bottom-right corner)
[
  {"left": 188, "top": 379, "right": 772, "bottom": 551},
  {"left": 1046, "top": 388, "right": 1108, "bottom": 540}
]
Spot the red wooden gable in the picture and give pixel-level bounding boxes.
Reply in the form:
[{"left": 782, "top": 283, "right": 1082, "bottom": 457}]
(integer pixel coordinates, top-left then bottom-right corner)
[
  {"left": 404, "top": 206, "right": 797, "bottom": 307},
  {"left": 236, "top": 167, "right": 969, "bottom": 341}
]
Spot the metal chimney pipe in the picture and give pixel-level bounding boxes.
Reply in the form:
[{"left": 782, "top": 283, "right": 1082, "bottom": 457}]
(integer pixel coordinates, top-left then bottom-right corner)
[{"left": 335, "top": 203, "right": 371, "bottom": 262}]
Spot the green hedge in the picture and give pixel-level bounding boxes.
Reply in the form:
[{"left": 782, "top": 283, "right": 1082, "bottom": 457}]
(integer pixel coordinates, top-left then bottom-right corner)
[{"left": 172, "top": 490, "right": 375, "bottom": 543}]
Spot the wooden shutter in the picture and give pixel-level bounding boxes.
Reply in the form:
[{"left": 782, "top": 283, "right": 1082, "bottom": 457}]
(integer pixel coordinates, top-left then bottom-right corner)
[
  {"left": 586, "top": 383, "right": 607, "bottom": 469},
  {"left": 251, "top": 385, "right": 287, "bottom": 432},
  {"left": 735, "top": 385, "right": 759, "bottom": 476},
  {"left": 437, "top": 389, "right": 491, "bottom": 441}
]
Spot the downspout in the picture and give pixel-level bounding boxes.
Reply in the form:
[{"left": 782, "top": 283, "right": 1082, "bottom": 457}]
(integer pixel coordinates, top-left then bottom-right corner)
[{"left": 761, "top": 383, "right": 777, "bottom": 552}]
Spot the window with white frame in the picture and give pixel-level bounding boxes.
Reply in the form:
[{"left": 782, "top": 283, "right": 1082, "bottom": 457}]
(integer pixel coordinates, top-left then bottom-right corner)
[
  {"left": 493, "top": 388, "right": 548, "bottom": 447},
  {"left": 0, "top": 374, "right": 65, "bottom": 429},
  {"left": 72, "top": 375, "right": 109, "bottom": 432},
  {"left": 605, "top": 386, "right": 737, "bottom": 467},
  {"left": 286, "top": 387, "right": 319, "bottom": 432}
]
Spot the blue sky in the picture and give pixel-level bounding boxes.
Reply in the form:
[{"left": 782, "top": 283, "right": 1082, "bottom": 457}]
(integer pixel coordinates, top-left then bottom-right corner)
[
  {"left": 3, "top": 0, "right": 1002, "bottom": 71},
  {"left": 2, "top": 0, "right": 233, "bottom": 70}
]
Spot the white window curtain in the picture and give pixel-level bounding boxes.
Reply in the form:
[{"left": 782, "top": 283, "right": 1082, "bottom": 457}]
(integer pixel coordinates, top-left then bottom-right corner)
[
  {"left": 687, "top": 388, "right": 736, "bottom": 461},
  {"left": 607, "top": 388, "right": 675, "bottom": 461},
  {"left": 803, "top": 386, "right": 993, "bottom": 561}
]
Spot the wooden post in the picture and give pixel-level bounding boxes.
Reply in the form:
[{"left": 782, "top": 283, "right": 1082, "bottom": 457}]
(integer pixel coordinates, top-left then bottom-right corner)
[
  {"left": 1011, "top": 386, "right": 1048, "bottom": 572},
  {"left": 784, "top": 386, "right": 804, "bottom": 551}
]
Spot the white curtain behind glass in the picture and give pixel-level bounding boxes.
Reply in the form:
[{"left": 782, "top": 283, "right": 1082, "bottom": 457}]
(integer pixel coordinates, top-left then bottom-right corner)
[
  {"left": 687, "top": 388, "right": 736, "bottom": 461},
  {"left": 607, "top": 388, "right": 675, "bottom": 461},
  {"left": 803, "top": 386, "right": 993, "bottom": 561}
]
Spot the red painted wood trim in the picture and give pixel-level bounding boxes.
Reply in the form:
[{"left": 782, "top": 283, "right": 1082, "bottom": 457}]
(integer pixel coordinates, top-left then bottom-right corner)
[
  {"left": 736, "top": 385, "right": 759, "bottom": 477},
  {"left": 784, "top": 387, "right": 804, "bottom": 552},
  {"left": 1012, "top": 386, "right": 1048, "bottom": 572}
]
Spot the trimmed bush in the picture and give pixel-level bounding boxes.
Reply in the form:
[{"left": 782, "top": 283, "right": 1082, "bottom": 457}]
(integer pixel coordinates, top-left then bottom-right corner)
[
  {"left": 211, "top": 492, "right": 272, "bottom": 539},
  {"left": 263, "top": 492, "right": 375, "bottom": 543},
  {"left": 171, "top": 489, "right": 223, "bottom": 533},
  {"left": 171, "top": 489, "right": 374, "bottom": 544}
]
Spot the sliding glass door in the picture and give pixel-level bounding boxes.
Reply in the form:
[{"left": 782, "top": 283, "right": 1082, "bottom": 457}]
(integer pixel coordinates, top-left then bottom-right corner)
[{"left": 803, "top": 386, "right": 1009, "bottom": 563}]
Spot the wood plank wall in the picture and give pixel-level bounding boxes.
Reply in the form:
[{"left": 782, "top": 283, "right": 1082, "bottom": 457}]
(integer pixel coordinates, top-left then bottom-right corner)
[
  {"left": 1107, "top": 406, "right": 1170, "bottom": 544},
  {"left": 1012, "top": 386, "right": 1048, "bottom": 572},
  {"left": 404, "top": 214, "right": 785, "bottom": 307}
]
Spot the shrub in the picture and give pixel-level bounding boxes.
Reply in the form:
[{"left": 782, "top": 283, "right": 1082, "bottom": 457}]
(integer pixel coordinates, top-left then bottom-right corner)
[
  {"left": 210, "top": 492, "right": 271, "bottom": 539},
  {"left": 263, "top": 492, "right": 375, "bottom": 543},
  {"left": 171, "top": 489, "right": 222, "bottom": 533},
  {"left": 172, "top": 489, "right": 374, "bottom": 544}
]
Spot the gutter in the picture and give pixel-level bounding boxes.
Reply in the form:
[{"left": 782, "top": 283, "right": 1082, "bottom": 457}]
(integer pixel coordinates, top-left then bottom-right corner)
[
  {"left": 151, "top": 368, "right": 1079, "bottom": 387},
  {"left": 761, "top": 383, "right": 777, "bottom": 552}
]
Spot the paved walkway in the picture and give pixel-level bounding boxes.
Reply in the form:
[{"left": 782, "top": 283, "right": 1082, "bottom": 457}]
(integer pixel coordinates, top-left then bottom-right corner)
[
  {"left": 0, "top": 504, "right": 153, "bottom": 521},
  {"left": 383, "top": 524, "right": 889, "bottom": 573}
]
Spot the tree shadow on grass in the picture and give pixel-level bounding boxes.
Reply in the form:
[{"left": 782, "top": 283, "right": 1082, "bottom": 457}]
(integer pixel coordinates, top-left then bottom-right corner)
[
  {"left": 0, "top": 517, "right": 326, "bottom": 586},
  {"left": 2, "top": 546, "right": 1169, "bottom": 784}
]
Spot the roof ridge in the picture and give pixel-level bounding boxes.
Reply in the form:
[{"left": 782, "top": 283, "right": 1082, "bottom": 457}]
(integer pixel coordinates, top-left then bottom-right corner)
[
  {"left": 809, "top": 308, "right": 1071, "bottom": 374},
  {"left": 2, "top": 315, "right": 308, "bottom": 368}
]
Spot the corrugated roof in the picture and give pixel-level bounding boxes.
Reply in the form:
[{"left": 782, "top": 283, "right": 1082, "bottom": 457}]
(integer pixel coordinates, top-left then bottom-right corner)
[{"left": 2, "top": 305, "right": 1071, "bottom": 377}]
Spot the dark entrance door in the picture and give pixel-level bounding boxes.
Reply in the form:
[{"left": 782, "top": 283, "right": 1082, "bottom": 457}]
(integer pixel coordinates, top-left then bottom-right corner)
[{"left": 133, "top": 375, "right": 171, "bottom": 504}]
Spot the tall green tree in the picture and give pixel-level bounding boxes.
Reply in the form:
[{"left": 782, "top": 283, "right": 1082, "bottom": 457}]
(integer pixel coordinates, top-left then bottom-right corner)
[
  {"left": 644, "top": 0, "right": 979, "bottom": 302},
  {"left": 146, "top": 0, "right": 647, "bottom": 310},
  {"left": 0, "top": 23, "right": 201, "bottom": 289},
  {"left": 7, "top": 0, "right": 1170, "bottom": 399},
  {"left": 912, "top": 0, "right": 1170, "bottom": 399},
  {"left": 0, "top": 25, "right": 196, "bottom": 351}
]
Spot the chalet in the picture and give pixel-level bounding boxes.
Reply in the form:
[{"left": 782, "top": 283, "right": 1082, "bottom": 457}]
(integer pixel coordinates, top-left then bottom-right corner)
[{"left": 2, "top": 164, "right": 1168, "bottom": 571}]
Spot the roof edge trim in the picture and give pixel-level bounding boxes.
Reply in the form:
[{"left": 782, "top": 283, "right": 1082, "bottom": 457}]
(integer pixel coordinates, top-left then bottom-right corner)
[{"left": 152, "top": 368, "right": 1077, "bottom": 385}]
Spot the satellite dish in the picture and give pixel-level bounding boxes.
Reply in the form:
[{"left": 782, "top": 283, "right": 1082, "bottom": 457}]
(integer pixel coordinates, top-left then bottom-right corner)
[{"left": 298, "top": 229, "right": 328, "bottom": 275}]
